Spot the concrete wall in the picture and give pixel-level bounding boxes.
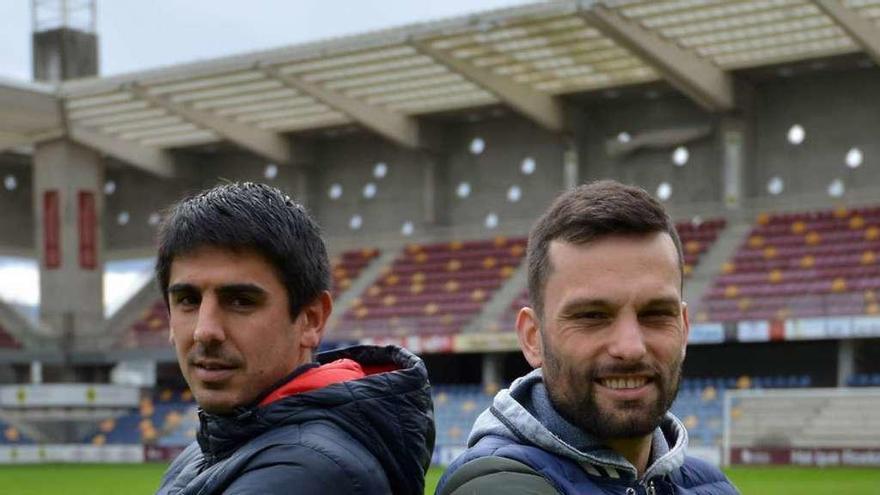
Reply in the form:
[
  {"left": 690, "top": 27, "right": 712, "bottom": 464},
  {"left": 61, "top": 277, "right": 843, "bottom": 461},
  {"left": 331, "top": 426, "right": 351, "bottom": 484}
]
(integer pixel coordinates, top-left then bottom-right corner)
[
  {"left": 752, "top": 67, "right": 880, "bottom": 201},
  {"left": 445, "top": 115, "right": 567, "bottom": 232},
  {"left": 0, "top": 154, "right": 34, "bottom": 253},
  {"left": 577, "top": 92, "right": 722, "bottom": 207},
  {"left": 310, "top": 134, "right": 430, "bottom": 238}
]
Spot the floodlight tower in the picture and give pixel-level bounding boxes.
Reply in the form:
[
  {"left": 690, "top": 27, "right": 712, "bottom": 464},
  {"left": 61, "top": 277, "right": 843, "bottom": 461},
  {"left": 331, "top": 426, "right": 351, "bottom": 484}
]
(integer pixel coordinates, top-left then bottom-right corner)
[{"left": 31, "top": 0, "right": 98, "bottom": 81}]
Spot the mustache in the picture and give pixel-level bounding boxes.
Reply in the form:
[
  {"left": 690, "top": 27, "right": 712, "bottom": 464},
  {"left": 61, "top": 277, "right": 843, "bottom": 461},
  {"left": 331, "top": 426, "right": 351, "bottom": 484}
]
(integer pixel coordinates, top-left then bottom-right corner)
[
  {"left": 187, "top": 344, "right": 243, "bottom": 367},
  {"left": 590, "top": 362, "right": 659, "bottom": 378}
]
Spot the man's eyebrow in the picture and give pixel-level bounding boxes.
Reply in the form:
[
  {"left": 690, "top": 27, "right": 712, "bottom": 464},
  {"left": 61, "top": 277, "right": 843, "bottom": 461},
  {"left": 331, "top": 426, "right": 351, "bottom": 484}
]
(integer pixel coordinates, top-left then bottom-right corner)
[
  {"left": 215, "top": 284, "right": 267, "bottom": 296},
  {"left": 168, "top": 283, "right": 198, "bottom": 294},
  {"left": 559, "top": 298, "right": 616, "bottom": 313}
]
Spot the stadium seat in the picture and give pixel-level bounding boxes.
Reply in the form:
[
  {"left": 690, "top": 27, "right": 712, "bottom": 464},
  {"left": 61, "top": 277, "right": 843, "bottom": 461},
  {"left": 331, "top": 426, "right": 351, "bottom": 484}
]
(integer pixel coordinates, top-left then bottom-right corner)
[
  {"left": 705, "top": 207, "right": 880, "bottom": 321},
  {"left": 334, "top": 237, "right": 527, "bottom": 339}
]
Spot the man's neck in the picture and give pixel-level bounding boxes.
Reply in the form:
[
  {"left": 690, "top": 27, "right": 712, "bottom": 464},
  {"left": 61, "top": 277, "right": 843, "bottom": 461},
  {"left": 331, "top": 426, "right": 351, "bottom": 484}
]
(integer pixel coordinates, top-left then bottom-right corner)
[{"left": 605, "top": 435, "right": 653, "bottom": 476}]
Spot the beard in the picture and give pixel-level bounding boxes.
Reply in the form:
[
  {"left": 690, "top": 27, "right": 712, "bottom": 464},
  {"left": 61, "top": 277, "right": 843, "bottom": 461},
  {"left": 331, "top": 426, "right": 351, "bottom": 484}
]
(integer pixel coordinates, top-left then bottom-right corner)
[{"left": 542, "top": 338, "right": 683, "bottom": 440}]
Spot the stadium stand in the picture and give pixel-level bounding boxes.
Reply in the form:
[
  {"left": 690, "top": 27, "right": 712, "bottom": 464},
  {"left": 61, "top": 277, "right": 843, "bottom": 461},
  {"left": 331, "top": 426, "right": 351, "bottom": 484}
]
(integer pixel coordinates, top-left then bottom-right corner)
[
  {"left": 85, "top": 389, "right": 196, "bottom": 446},
  {"left": 704, "top": 206, "right": 880, "bottom": 322},
  {"left": 335, "top": 237, "right": 526, "bottom": 339},
  {"left": 0, "top": 418, "right": 35, "bottom": 445},
  {"left": 116, "top": 248, "right": 380, "bottom": 348},
  {"left": 727, "top": 389, "right": 880, "bottom": 449},
  {"left": 0, "top": 323, "right": 21, "bottom": 349}
]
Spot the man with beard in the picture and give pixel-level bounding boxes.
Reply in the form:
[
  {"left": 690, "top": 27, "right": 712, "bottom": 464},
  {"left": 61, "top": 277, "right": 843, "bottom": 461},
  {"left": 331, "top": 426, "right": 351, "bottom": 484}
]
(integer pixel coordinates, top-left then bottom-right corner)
[
  {"left": 436, "top": 180, "right": 738, "bottom": 495},
  {"left": 155, "top": 183, "right": 434, "bottom": 495}
]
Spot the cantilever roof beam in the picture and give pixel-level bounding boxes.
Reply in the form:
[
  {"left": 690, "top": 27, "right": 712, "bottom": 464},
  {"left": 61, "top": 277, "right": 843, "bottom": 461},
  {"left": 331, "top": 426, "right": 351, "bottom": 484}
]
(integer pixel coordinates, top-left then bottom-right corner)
[
  {"left": 409, "top": 39, "right": 567, "bottom": 134},
  {"left": 261, "top": 65, "right": 423, "bottom": 149},
  {"left": 813, "top": 0, "right": 880, "bottom": 64},
  {"left": 68, "top": 125, "right": 176, "bottom": 178},
  {"left": 127, "top": 84, "right": 292, "bottom": 164},
  {"left": 581, "top": 4, "right": 735, "bottom": 112}
]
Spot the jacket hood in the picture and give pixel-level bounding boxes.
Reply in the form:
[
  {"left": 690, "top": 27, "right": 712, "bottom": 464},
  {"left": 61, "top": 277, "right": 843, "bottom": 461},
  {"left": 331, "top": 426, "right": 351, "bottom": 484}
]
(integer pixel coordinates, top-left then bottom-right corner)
[
  {"left": 197, "top": 344, "right": 435, "bottom": 495},
  {"left": 469, "top": 368, "right": 688, "bottom": 481}
]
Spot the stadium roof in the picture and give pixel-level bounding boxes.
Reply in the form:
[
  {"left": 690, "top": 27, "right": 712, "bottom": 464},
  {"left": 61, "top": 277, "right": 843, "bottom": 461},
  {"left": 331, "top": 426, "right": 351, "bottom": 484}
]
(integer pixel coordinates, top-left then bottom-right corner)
[{"left": 3, "top": 0, "right": 880, "bottom": 175}]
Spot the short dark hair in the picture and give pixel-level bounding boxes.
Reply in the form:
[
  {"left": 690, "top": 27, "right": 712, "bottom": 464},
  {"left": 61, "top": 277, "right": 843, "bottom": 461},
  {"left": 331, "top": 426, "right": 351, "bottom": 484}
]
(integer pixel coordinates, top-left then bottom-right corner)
[
  {"left": 155, "top": 182, "right": 330, "bottom": 319},
  {"left": 526, "top": 180, "right": 683, "bottom": 318}
]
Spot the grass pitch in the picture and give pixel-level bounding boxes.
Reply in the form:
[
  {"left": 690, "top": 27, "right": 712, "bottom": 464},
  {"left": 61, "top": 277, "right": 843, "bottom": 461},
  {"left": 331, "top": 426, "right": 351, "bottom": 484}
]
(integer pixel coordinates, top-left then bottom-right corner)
[{"left": 0, "top": 464, "right": 877, "bottom": 494}]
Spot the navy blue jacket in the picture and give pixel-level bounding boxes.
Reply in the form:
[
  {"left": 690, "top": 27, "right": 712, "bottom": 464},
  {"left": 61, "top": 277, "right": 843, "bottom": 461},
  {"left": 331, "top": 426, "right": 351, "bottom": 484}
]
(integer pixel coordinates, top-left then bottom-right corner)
[{"left": 157, "top": 345, "right": 434, "bottom": 495}]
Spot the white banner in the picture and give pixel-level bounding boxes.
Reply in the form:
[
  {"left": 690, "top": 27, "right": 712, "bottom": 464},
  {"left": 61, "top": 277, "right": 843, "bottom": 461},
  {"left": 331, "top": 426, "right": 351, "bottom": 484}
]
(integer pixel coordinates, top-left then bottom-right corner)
[
  {"left": 0, "top": 384, "right": 140, "bottom": 407},
  {"left": 0, "top": 444, "right": 144, "bottom": 464}
]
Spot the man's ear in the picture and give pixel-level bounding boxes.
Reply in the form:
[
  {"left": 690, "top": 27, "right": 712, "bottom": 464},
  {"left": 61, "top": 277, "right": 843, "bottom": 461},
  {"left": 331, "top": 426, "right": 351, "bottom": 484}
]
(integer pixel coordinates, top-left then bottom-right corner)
[
  {"left": 516, "top": 307, "right": 543, "bottom": 369},
  {"left": 298, "top": 290, "right": 333, "bottom": 350}
]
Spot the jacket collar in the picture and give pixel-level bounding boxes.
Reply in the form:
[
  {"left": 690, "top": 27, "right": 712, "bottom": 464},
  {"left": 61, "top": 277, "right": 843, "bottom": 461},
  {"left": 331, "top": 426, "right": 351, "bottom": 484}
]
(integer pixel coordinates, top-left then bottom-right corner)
[{"left": 469, "top": 368, "right": 688, "bottom": 482}]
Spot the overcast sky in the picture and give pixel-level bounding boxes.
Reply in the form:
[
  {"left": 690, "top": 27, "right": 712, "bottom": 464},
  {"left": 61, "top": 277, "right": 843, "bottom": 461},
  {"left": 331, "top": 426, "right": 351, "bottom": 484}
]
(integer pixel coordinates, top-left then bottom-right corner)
[{"left": 0, "top": 0, "right": 537, "bottom": 81}]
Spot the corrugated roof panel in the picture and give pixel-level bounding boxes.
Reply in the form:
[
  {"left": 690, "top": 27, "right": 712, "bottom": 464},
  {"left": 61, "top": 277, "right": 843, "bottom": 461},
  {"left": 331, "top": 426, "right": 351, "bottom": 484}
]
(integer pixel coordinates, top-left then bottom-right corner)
[
  {"left": 67, "top": 100, "right": 150, "bottom": 120},
  {"left": 657, "top": 4, "right": 819, "bottom": 37},
  {"left": 390, "top": 91, "right": 497, "bottom": 114},
  {"left": 76, "top": 108, "right": 168, "bottom": 128},
  {"left": 677, "top": 13, "right": 832, "bottom": 47},
  {"left": 278, "top": 46, "right": 417, "bottom": 74},
  {"left": 634, "top": 0, "right": 809, "bottom": 29},
  {"left": 256, "top": 112, "right": 349, "bottom": 131},
  {"left": 323, "top": 65, "right": 449, "bottom": 91},
  {"left": 147, "top": 71, "right": 264, "bottom": 95},
  {"left": 235, "top": 104, "right": 336, "bottom": 123},
  {"left": 141, "top": 130, "right": 218, "bottom": 147},
  {"left": 191, "top": 88, "right": 300, "bottom": 110},
  {"left": 213, "top": 96, "right": 317, "bottom": 117},
  {"left": 534, "top": 65, "right": 657, "bottom": 93},
  {"left": 299, "top": 55, "right": 435, "bottom": 83},
  {"left": 364, "top": 82, "right": 488, "bottom": 106},
  {"left": 120, "top": 123, "right": 202, "bottom": 141},
  {"left": 66, "top": 91, "right": 132, "bottom": 110},
  {"left": 100, "top": 116, "right": 184, "bottom": 134},
  {"left": 165, "top": 79, "right": 284, "bottom": 103},
  {"left": 714, "top": 36, "right": 855, "bottom": 67},
  {"left": 697, "top": 25, "right": 846, "bottom": 57},
  {"left": 343, "top": 73, "right": 465, "bottom": 98}
]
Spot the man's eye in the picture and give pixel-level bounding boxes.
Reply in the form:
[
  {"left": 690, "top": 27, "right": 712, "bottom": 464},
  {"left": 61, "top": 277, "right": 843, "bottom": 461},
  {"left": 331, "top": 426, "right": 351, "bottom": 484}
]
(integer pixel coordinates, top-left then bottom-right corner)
[
  {"left": 229, "top": 297, "right": 256, "bottom": 308},
  {"left": 174, "top": 295, "right": 199, "bottom": 307},
  {"left": 576, "top": 312, "right": 607, "bottom": 320}
]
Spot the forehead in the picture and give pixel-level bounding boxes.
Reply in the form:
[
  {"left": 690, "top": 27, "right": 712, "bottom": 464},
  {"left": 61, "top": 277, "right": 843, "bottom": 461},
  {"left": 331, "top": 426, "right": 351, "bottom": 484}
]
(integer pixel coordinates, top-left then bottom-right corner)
[
  {"left": 169, "top": 245, "right": 281, "bottom": 286},
  {"left": 545, "top": 233, "right": 682, "bottom": 304}
]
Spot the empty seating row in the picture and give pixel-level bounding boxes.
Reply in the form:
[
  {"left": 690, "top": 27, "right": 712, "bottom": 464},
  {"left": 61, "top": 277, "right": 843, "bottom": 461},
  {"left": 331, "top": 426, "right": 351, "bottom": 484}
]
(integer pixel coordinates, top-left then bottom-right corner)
[
  {"left": 334, "top": 237, "right": 527, "bottom": 339},
  {"left": 705, "top": 206, "right": 880, "bottom": 322}
]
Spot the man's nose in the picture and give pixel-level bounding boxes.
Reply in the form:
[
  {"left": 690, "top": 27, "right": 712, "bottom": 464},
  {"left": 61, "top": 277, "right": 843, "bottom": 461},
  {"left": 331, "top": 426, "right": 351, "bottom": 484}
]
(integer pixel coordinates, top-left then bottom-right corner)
[
  {"left": 607, "top": 314, "right": 647, "bottom": 362},
  {"left": 193, "top": 298, "right": 226, "bottom": 344}
]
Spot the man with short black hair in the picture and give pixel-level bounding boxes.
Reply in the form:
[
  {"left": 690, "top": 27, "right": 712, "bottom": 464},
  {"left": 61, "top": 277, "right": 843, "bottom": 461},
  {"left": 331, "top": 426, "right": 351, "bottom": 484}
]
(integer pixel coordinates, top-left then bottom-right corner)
[
  {"left": 155, "top": 182, "right": 434, "bottom": 495},
  {"left": 437, "top": 180, "right": 738, "bottom": 494}
]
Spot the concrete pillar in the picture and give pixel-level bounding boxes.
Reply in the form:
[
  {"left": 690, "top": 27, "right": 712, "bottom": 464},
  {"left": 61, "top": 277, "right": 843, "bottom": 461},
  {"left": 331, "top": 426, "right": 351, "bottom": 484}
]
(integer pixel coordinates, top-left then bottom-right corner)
[
  {"left": 32, "top": 139, "right": 105, "bottom": 341},
  {"left": 837, "top": 339, "right": 856, "bottom": 387},
  {"left": 30, "top": 361, "right": 43, "bottom": 384},
  {"left": 720, "top": 117, "right": 746, "bottom": 209},
  {"left": 424, "top": 153, "right": 451, "bottom": 227},
  {"left": 482, "top": 353, "right": 504, "bottom": 390},
  {"left": 563, "top": 138, "right": 579, "bottom": 190}
]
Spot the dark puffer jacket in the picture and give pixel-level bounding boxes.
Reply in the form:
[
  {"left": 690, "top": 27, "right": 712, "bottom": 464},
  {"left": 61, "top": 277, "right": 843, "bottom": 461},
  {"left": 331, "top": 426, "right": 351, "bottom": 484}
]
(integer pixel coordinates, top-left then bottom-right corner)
[{"left": 156, "top": 345, "right": 435, "bottom": 495}]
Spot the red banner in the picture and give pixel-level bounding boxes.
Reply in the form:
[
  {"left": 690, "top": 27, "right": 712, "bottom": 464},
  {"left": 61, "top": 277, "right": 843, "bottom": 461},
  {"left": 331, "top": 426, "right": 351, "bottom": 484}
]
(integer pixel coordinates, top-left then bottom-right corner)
[
  {"left": 730, "top": 447, "right": 880, "bottom": 467},
  {"left": 78, "top": 191, "right": 97, "bottom": 269},
  {"left": 43, "top": 190, "right": 60, "bottom": 269}
]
